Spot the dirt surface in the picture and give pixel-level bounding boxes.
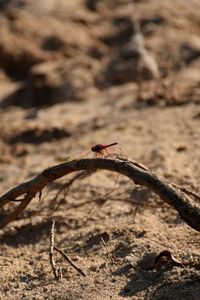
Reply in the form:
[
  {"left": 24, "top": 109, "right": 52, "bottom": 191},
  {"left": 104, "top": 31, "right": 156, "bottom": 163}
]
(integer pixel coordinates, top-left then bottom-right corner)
[{"left": 0, "top": 0, "right": 200, "bottom": 299}]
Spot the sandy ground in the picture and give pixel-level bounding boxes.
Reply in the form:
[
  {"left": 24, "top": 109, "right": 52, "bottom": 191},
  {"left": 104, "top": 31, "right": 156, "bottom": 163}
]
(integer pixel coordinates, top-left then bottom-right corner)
[{"left": 0, "top": 0, "right": 200, "bottom": 299}]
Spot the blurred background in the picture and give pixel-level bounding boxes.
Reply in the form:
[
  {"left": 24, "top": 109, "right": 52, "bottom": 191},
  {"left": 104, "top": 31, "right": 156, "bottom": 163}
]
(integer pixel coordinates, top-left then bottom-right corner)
[
  {"left": 0, "top": 1, "right": 200, "bottom": 299},
  {"left": 1, "top": 0, "right": 200, "bottom": 187}
]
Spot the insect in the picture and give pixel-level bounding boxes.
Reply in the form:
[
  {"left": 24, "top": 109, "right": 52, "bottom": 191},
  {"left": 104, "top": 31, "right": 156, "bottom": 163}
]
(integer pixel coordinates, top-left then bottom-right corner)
[
  {"left": 56, "top": 142, "right": 118, "bottom": 162},
  {"left": 91, "top": 142, "right": 118, "bottom": 157}
]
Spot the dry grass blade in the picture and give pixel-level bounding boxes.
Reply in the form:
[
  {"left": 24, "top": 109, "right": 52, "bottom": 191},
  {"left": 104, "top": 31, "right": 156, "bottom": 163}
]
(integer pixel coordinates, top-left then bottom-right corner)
[
  {"left": 49, "top": 219, "right": 59, "bottom": 280},
  {"left": 54, "top": 246, "right": 86, "bottom": 277}
]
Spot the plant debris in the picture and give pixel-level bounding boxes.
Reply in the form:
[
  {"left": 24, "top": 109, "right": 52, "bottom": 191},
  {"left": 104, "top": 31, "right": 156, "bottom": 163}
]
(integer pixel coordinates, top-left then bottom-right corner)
[{"left": 140, "top": 250, "right": 183, "bottom": 271}]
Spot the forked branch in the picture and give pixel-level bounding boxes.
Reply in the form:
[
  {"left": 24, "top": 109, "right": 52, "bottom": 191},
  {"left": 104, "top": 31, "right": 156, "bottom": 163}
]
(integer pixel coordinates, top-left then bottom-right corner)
[{"left": 0, "top": 158, "right": 200, "bottom": 232}]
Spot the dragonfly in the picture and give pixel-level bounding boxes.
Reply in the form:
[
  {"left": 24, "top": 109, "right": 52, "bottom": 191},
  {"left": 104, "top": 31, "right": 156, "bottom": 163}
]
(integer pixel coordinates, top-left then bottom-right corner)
[
  {"left": 56, "top": 142, "right": 118, "bottom": 162},
  {"left": 91, "top": 142, "right": 118, "bottom": 157}
]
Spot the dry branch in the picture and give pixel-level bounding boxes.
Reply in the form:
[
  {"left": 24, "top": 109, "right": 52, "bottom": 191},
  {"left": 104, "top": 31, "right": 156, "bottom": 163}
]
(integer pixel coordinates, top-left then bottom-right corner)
[{"left": 0, "top": 158, "right": 200, "bottom": 232}]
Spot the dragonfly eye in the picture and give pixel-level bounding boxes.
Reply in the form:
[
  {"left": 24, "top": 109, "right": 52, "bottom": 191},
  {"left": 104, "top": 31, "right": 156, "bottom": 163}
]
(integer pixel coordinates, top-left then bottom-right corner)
[{"left": 91, "top": 144, "right": 101, "bottom": 152}]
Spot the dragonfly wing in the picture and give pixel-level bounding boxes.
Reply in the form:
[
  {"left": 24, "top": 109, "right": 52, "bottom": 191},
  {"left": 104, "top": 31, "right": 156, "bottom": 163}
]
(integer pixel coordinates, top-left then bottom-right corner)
[
  {"left": 71, "top": 149, "right": 91, "bottom": 159},
  {"left": 56, "top": 149, "right": 91, "bottom": 162}
]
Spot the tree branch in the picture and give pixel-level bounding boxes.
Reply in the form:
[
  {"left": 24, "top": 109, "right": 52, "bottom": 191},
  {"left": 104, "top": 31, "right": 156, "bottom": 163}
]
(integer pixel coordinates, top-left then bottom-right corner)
[{"left": 0, "top": 158, "right": 200, "bottom": 232}]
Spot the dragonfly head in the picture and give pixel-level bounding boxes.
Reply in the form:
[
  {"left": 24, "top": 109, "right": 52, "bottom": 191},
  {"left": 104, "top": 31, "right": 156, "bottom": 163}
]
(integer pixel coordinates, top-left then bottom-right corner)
[{"left": 91, "top": 144, "right": 101, "bottom": 152}]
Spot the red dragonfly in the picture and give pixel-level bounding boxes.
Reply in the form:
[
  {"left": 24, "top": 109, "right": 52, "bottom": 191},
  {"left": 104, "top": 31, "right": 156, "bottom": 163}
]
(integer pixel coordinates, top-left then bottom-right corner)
[
  {"left": 91, "top": 142, "right": 118, "bottom": 157},
  {"left": 56, "top": 142, "right": 118, "bottom": 162}
]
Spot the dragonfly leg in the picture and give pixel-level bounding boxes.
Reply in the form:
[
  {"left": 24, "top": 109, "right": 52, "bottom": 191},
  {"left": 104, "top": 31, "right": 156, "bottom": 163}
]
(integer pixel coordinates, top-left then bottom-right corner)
[{"left": 96, "top": 150, "right": 104, "bottom": 157}]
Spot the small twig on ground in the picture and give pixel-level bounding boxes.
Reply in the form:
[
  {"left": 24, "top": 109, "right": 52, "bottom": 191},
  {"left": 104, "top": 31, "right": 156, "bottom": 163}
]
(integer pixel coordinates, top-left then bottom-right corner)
[
  {"left": 100, "top": 237, "right": 118, "bottom": 264},
  {"left": 54, "top": 246, "right": 86, "bottom": 277},
  {"left": 49, "top": 219, "right": 86, "bottom": 279},
  {"left": 49, "top": 219, "right": 59, "bottom": 280}
]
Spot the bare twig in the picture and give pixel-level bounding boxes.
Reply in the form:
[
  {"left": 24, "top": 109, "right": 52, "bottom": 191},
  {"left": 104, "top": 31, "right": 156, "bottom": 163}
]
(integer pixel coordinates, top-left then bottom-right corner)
[
  {"left": 49, "top": 219, "right": 85, "bottom": 279},
  {"left": 0, "top": 158, "right": 200, "bottom": 232},
  {"left": 49, "top": 219, "right": 59, "bottom": 280},
  {"left": 38, "top": 190, "right": 43, "bottom": 202},
  {"left": 100, "top": 237, "right": 117, "bottom": 264},
  {"left": 172, "top": 183, "right": 200, "bottom": 202},
  {"left": 49, "top": 170, "right": 96, "bottom": 214},
  {"left": 54, "top": 246, "right": 86, "bottom": 277}
]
